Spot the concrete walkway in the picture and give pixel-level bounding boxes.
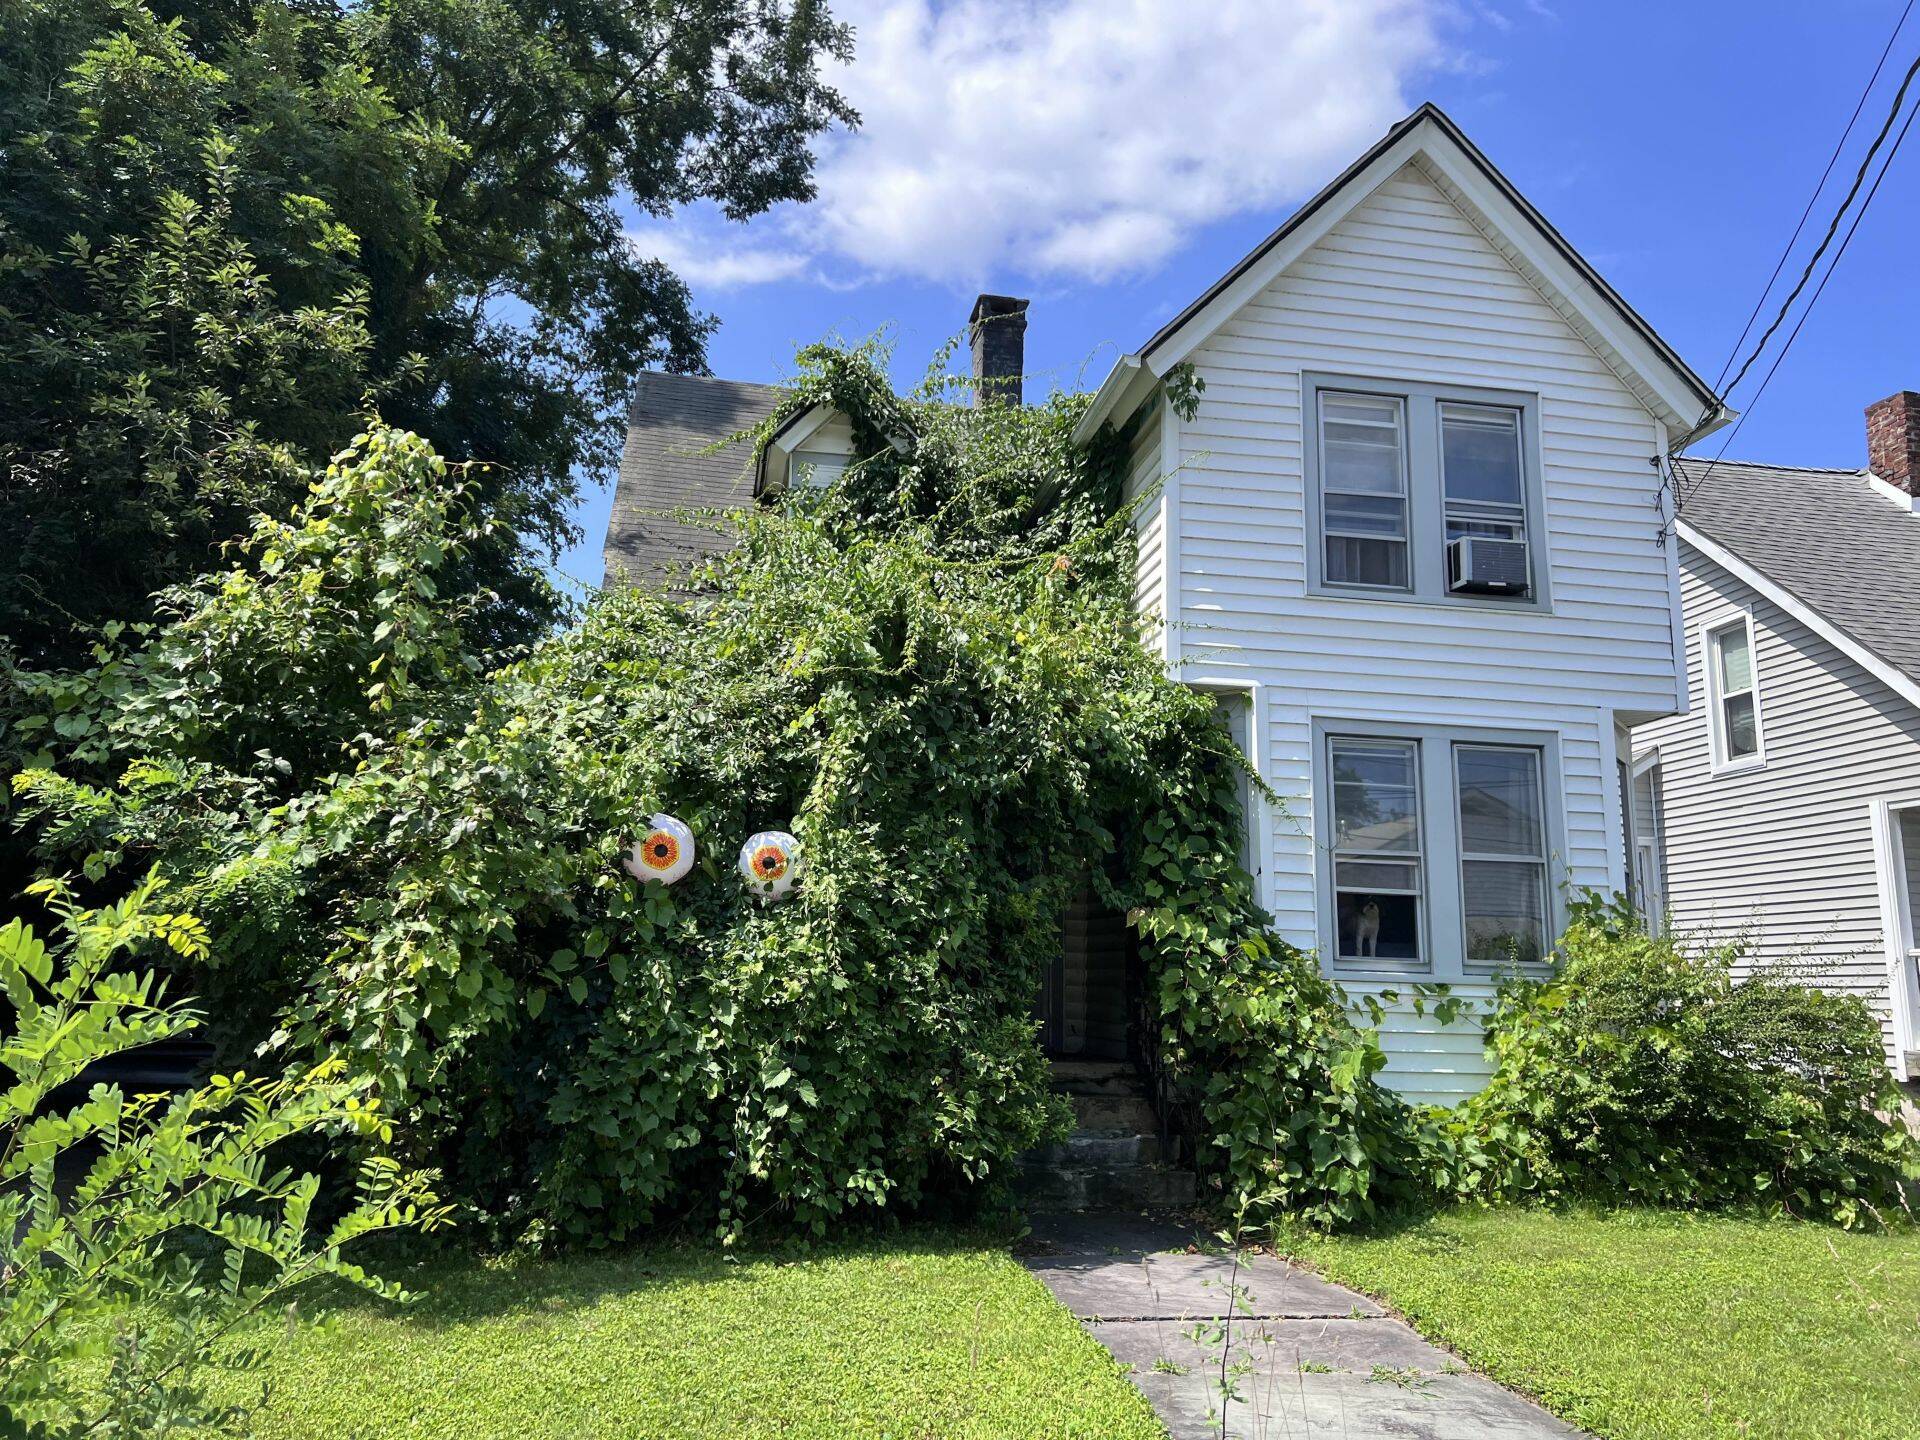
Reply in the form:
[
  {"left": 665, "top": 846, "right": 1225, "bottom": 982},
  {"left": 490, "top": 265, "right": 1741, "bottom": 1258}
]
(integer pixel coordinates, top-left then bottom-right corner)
[{"left": 1021, "top": 1213, "right": 1584, "bottom": 1440}]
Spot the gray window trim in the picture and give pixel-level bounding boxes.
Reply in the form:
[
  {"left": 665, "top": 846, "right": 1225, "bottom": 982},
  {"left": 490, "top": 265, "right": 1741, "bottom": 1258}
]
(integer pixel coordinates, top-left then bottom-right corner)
[
  {"left": 1312, "top": 716, "right": 1568, "bottom": 982},
  {"left": 1302, "top": 371, "right": 1553, "bottom": 613}
]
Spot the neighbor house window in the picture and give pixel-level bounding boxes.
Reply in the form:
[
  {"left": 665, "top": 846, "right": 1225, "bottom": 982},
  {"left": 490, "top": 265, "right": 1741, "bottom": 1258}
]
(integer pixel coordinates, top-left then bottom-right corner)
[
  {"left": 790, "top": 450, "right": 848, "bottom": 488},
  {"left": 1329, "top": 737, "right": 1423, "bottom": 964},
  {"left": 1454, "top": 744, "right": 1549, "bottom": 967},
  {"left": 1900, "top": 808, "right": 1920, "bottom": 950},
  {"left": 1317, "top": 393, "right": 1410, "bottom": 590},
  {"left": 1440, "top": 403, "right": 1527, "bottom": 546},
  {"left": 1706, "top": 616, "right": 1763, "bottom": 768},
  {"left": 1307, "top": 375, "right": 1544, "bottom": 605}
]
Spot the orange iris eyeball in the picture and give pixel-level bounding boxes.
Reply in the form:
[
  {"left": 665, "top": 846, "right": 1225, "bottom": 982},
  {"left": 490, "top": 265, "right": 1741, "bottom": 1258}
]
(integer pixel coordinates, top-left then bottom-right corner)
[
  {"left": 622, "top": 814, "right": 694, "bottom": 885},
  {"left": 737, "top": 830, "right": 803, "bottom": 902}
]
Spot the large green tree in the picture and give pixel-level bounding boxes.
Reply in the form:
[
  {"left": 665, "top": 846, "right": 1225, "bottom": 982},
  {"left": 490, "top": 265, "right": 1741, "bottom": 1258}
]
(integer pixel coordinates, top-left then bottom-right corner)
[{"left": 0, "top": 0, "right": 854, "bottom": 662}]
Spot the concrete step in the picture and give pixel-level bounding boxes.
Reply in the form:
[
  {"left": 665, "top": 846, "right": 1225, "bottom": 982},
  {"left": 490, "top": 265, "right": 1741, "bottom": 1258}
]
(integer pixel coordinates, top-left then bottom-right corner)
[
  {"left": 1026, "top": 1132, "right": 1162, "bottom": 1168},
  {"left": 1014, "top": 1161, "right": 1198, "bottom": 1212},
  {"left": 1048, "top": 1060, "right": 1145, "bottom": 1097},
  {"left": 1071, "top": 1094, "right": 1161, "bottom": 1135}
]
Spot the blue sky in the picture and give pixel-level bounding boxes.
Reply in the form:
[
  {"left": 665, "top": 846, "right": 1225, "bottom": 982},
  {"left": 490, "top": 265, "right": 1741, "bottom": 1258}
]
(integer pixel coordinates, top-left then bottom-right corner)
[{"left": 559, "top": 0, "right": 1920, "bottom": 587}]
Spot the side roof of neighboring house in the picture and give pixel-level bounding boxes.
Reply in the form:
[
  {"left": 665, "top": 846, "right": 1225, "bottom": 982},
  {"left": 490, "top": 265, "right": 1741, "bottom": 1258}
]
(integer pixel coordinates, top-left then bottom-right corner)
[
  {"left": 603, "top": 371, "right": 785, "bottom": 589},
  {"left": 1673, "top": 456, "right": 1920, "bottom": 709}
]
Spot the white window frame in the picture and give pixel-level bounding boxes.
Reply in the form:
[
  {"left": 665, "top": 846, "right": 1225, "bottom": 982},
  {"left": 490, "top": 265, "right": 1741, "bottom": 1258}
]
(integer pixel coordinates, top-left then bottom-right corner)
[
  {"left": 1452, "top": 742, "right": 1553, "bottom": 973},
  {"left": 1701, "top": 610, "right": 1766, "bottom": 774},
  {"left": 1870, "top": 796, "right": 1920, "bottom": 1081},
  {"left": 1313, "top": 718, "right": 1567, "bottom": 982},
  {"left": 1302, "top": 372, "right": 1552, "bottom": 612},
  {"left": 1188, "top": 678, "right": 1270, "bottom": 914},
  {"left": 1326, "top": 735, "right": 1428, "bottom": 974},
  {"left": 1315, "top": 390, "right": 1412, "bottom": 594}
]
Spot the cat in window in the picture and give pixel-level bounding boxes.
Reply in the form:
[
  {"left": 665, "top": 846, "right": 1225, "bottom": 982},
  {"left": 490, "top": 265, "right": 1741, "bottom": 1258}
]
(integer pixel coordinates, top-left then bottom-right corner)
[{"left": 1355, "top": 899, "right": 1381, "bottom": 959}]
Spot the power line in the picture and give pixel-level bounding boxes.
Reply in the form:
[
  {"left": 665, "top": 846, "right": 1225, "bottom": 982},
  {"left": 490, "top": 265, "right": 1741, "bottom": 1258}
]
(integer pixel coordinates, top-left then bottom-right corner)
[
  {"left": 1684, "top": 73, "right": 1920, "bottom": 499},
  {"left": 1709, "top": 0, "right": 1914, "bottom": 396},
  {"left": 1716, "top": 44, "right": 1920, "bottom": 406}
]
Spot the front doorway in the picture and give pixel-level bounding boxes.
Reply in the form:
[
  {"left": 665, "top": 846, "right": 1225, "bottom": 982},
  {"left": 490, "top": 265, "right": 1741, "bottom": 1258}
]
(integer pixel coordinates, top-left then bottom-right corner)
[{"left": 1038, "top": 884, "right": 1133, "bottom": 1061}]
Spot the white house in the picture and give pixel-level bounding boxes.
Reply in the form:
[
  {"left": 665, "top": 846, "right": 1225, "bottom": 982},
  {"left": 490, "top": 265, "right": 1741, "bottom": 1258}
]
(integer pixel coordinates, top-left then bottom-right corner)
[
  {"left": 606, "top": 104, "right": 1731, "bottom": 1107},
  {"left": 1632, "top": 411, "right": 1920, "bottom": 1083},
  {"left": 1074, "top": 104, "right": 1724, "bottom": 1103}
]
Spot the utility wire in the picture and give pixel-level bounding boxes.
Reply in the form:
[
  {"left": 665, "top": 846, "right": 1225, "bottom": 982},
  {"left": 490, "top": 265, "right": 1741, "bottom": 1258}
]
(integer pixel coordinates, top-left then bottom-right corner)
[
  {"left": 1683, "top": 75, "right": 1920, "bottom": 501},
  {"left": 1717, "top": 43, "right": 1920, "bottom": 405},
  {"left": 1709, "top": 0, "right": 1915, "bottom": 396}
]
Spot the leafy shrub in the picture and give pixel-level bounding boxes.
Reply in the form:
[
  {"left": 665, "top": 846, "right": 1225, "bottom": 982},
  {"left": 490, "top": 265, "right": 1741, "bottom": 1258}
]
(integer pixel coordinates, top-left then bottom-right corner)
[
  {"left": 16, "top": 347, "right": 1441, "bottom": 1242},
  {"left": 1455, "top": 897, "right": 1919, "bottom": 1227},
  {"left": 0, "top": 873, "right": 448, "bottom": 1436}
]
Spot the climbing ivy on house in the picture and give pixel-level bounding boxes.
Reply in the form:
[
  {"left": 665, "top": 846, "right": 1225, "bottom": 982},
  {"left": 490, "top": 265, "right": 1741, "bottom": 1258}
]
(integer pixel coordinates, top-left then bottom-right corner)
[{"left": 16, "top": 346, "right": 1445, "bottom": 1240}]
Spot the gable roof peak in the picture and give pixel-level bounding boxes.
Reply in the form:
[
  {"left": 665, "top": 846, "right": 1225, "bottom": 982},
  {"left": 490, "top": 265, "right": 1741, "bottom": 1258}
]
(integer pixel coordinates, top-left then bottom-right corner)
[{"left": 1079, "top": 101, "right": 1726, "bottom": 446}]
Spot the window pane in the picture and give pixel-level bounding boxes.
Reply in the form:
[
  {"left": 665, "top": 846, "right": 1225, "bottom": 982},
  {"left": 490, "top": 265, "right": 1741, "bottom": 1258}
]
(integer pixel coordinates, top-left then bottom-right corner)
[
  {"left": 1441, "top": 404, "right": 1524, "bottom": 507},
  {"left": 1336, "top": 889, "right": 1421, "bottom": 962},
  {"left": 1715, "top": 624, "right": 1753, "bottom": 692},
  {"left": 1331, "top": 740, "right": 1419, "bottom": 852},
  {"left": 1325, "top": 493, "right": 1407, "bottom": 537},
  {"left": 1325, "top": 536, "right": 1408, "bottom": 588},
  {"left": 1463, "top": 860, "right": 1547, "bottom": 964},
  {"left": 1456, "top": 747, "right": 1544, "bottom": 857},
  {"left": 1321, "top": 395, "right": 1404, "bottom": 495},
  {"left": 1723, "top": 691, "right": 1758, "bottom": 758},
  {"left": 1335, "top": 859, "right": 1421, "bottom": 892},
  {"left": 791, "top": 451, "right": 847, "bottom": 488}
]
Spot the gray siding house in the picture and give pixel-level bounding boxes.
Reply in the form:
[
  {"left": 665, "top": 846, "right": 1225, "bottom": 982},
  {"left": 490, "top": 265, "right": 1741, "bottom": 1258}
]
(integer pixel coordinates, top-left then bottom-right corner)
[{"left": 1634, "top": 396, "right": 1920, "bottom": 1080}]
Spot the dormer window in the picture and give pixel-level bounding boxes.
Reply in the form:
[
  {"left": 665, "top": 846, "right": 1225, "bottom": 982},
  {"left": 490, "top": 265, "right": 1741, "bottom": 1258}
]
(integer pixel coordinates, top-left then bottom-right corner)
[
  {"left": 790, "top": 450, "right": 848, "bottom": 489},
  {"left": 1307, "top": 374, "right": 1547, "bottom": 609}
]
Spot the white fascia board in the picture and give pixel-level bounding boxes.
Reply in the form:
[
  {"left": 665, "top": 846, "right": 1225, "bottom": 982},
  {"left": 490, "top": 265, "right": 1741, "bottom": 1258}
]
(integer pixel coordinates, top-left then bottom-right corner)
[
  {"left": 1143, "top": 130, "right": 1426, "bottom": 376},
  {"left": 1677, "top": 519, "right": 1920, "bottom": 714},
  {"left": 1134, "top": 111, "right": 1725, "bottom": 443},
  {"left": 1072, "top": 354, "right": 1152, "bottom": 446}
]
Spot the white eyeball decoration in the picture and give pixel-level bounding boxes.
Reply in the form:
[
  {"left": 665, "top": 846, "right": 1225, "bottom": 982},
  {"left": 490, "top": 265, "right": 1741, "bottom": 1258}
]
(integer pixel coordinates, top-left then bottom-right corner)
[
  {"left": 738, "top": 830, "right": 803, "bottom": 902},
  {"left": 623, "top": 814, "right": 695, "bottom": 886}
]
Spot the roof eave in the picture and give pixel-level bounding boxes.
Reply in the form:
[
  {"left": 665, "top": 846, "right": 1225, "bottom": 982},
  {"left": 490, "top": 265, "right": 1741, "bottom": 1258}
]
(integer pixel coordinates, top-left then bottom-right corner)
[{"left": 1132, "top": 102, "right": 1721, "bottom": 440}]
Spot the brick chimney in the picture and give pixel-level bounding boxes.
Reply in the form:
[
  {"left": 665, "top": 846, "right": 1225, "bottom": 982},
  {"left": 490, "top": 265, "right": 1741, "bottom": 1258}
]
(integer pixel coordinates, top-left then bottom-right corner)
[
  {"left": 1866, "top": 390, "right": 1920, "bottom": 494},
  {"left": 968, "top": 294, "right": 1029, "bottom": 408}
]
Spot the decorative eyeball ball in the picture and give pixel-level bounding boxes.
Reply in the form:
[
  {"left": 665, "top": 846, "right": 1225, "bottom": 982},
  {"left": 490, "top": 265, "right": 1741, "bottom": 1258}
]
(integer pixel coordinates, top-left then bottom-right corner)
[
  {"left": 738, "top": 830, "right": 804, "bottom": 902},
  {"left": 624, "top": 814, "right": 695, "bottom": 885}
]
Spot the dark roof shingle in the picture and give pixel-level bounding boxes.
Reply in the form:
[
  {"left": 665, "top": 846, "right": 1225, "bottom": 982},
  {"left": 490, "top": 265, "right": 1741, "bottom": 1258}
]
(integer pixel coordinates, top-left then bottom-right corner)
[
  {"left": 602, "top": 372, "right": 785, "bottom": 588},
  {"left": 1675, "top": 456, "right": 1920, "bottom": 689}
]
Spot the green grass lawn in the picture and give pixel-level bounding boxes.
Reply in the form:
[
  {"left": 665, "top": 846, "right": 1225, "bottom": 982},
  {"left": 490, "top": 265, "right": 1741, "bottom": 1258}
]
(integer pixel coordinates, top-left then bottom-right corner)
[
  {"left": 227, "top": 1229, "right": 1165, "bottom": 1440},
  {"left": 1281, "top": 1206, "right": 1920, "bottom": 1440}
]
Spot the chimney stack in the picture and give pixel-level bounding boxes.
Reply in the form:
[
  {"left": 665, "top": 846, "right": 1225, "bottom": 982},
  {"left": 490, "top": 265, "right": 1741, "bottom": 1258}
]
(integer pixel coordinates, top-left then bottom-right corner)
[
  {"left": 1866, "top": 390, "right": 1920, "bottom": 495},
  {"left": 968, "top": 294, "right": 1029, "bottom": 408}
]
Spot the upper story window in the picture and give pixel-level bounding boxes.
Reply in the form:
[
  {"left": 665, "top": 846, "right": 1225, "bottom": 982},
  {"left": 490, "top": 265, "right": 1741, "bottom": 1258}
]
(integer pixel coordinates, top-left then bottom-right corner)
[
  {"left": 1307, "top": 375, "right": 1547, "bottom": 609},
  {"left": 1705, "top": 614, "right": 1764, "bottom": 771},
  {"left": 1319, "top": 393, "right": 1410, "bottom": 590},
  {"left": 790, "top": 450, "right": 849, "bottom": 489}
]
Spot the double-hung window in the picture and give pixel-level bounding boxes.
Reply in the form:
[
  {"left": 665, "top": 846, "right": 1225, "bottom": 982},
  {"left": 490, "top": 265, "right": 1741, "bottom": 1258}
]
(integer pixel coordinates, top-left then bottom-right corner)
[
  {"left": 1308, "top": 375, "right": 1545, "bottom": 605},
  {"left": 1454, "top": 745, "right": 1550, "bottom": 966},
  {"left": 1440, "top": 403, "right": 1527, "bottom": 544},
  {"left": 1318, "top": 393, "right": 1410, "bottom": 589},
  {"left": 1329, "top": 737, "right": 1424, "bottom": 964},
  {"left": 1705, "top": 615, "right": 1763, "bottom": 769},
  {"left": 1322, "top": 726, "right": 1559, "bottom": 977}
]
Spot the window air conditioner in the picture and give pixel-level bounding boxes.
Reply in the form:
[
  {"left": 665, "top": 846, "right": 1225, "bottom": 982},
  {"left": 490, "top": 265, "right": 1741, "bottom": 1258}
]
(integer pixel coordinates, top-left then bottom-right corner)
[{"left": 1447, "top": 536, "right": 1530, "bottom": 596}]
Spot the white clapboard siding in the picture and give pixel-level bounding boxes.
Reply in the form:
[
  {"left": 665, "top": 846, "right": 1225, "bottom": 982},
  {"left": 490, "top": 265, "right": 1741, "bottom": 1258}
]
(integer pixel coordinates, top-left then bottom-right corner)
[
  {"left": 1125, "top": 401, "right": 1167, "bottom": 656},
  {"left": 1635, "top": 540, "right": 1920, "bottom": 1068},
  {"left": 1165, "top": 163, "right": 1675, "bottom": 1105}
]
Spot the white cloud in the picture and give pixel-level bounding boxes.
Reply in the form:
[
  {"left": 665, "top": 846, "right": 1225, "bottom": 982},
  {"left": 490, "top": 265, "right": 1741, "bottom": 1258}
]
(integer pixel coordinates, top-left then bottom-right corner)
[
  {"left": 626, "top": 225, "right": 811, "bottom": 291},
  {"left": 639, "top": 0, "right": 1449, "bottom": 289}
]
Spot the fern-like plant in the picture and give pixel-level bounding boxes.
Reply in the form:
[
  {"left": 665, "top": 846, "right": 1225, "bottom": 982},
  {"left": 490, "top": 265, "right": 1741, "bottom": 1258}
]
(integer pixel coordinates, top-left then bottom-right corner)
[{"left": 0, "top": 872, "right": 448, "bottom": 1437}]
